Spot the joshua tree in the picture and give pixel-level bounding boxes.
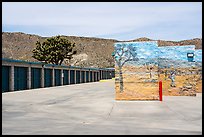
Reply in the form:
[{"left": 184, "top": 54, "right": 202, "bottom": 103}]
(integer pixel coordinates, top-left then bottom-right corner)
[
  {"left": 113, "top": 43, "right": 138, "bottom": 93},
  {"left": 32, "top": 36, "right": 77, "bottom": 65}
]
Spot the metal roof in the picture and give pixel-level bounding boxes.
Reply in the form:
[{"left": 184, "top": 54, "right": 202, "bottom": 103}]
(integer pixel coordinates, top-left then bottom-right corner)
[{"left": 1, "top": 58, "right": 114, "bottom": 71}]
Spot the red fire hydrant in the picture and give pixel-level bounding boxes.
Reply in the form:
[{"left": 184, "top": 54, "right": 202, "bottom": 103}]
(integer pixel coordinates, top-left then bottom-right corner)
[{"left": 159, "top": 81, "right": 162, "bottom": 101}]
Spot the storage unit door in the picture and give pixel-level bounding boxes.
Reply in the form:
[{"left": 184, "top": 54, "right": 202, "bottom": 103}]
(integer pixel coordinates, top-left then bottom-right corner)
[
  {"left": 90, "top": 71, "right": 93, "bottom": 82},
  {"left": 106, "top": 71, "right": 110, "bottom": 79},
  {"left": 99, "top": 70, "right": 102, "bottom": 80},
  {"left": 102, "top": 71, "right": 106, "bottom": 79},
  {"left": 81, "top": 71, "right": 85, "bottom": 83},
  {"left": 55, "top": 69, "right": 61, "bottom": 86},
  {"left": 112, "top": 70, "right": 115, "bottom": 78},
  {"left": 95, "top": 72, "right": 98, "bottom": 81},
  {"left": 101, "top": 71, "right": 103, "bottom": 79},
  {"left": 31, "top": 68, "right": 41, "bottom": 89},
  {"left": 63, "top": 70, "right": 69, "bottom": 85},
  {"left": 86, "top": 71, "right": 89, "bottom": 82},
  {"left": 96, "top": 72, "right": 98, "bottom": 81},
  {"left": 110, "top": 71, "right": 113, "bottom": 78},
  {"left": 97, "top": 72, "right": 99, "bottom": 81},
  {"left": 44, "top": 68, "right": 52, "bottom": 87},
  {"left": 92, "top": 72, "right": 95, "bottom": 82},
  {"left": 105, "top": 71, "right": 108, "bottom": 79},
  {"left": 93, "top": 72, "right": 96, "bottom": 82},
  {"left": 76, "top": 70, "right": 80, "bottom": 84},
  {"left": 14, "top": 67, "right": 28, "bottom": 91},
  {"left": 108, "top": 71, "right": 111, "bottom": 79},
  {"left": 2, "top": 66, "right": 10, "bottom": 92},
  {"left": 70, "top": 70, "right": 75, "bottom": 84}
]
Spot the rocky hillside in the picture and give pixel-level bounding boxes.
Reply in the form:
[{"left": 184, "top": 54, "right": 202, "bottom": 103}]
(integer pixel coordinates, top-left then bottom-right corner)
[
  {"left": 2, "top": 32, "right": 117, "bottom": 68},
  {"left": 2, "top": 32, "right": 202, "bottom": 68}
]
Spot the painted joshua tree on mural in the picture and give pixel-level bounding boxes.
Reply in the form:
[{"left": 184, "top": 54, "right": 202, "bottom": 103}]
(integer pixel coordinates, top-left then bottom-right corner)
[
  {"left": 144, "top": 62, "right": 154, "bottom": 79},
  {"left": 114, "top": 44, "right": 139, "bottom": 93}
]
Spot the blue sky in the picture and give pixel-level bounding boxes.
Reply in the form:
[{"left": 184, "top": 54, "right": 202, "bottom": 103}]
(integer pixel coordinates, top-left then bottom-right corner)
[{"left": 2, "top": 2, "right": 202, "bottom": 41}]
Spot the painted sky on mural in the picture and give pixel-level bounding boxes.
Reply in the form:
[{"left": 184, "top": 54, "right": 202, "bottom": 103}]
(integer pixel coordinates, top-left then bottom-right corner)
[
  {"left": 114, "top": 41, "right": 159, "bottom": 60},
  {"left": 114, "top": 42, "right": 202, "bottom": 63},
  {"left": 2, "top": 2, "right": 202, "bottom": 41}
]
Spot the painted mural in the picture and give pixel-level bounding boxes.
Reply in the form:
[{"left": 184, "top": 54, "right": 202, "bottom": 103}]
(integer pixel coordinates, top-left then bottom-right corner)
[
  {"left": 114, "top": 41, "right": 202, "bottom": 100},
  {"left": 114, "top": 41, "right": 160, "bottom": 100},
  {"left": 158, "top": 46, "right": 202, "bottom": 96}
]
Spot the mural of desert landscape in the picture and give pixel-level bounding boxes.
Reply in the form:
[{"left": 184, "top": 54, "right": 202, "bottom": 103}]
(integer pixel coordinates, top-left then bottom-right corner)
[
  {"left": 114, "top": 41, "right": 160, "bottom": 100},
  {"left": 114, "top": 41, "right": 202, "bottom": 100},
  {"left": 158, "top": 46, "right": 202, "bottom": 96}
]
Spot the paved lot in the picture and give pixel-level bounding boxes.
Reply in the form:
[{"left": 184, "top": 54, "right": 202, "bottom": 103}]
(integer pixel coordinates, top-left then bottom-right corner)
[{"left": 2, "top": 80, "right": 202, "bottom": 135}]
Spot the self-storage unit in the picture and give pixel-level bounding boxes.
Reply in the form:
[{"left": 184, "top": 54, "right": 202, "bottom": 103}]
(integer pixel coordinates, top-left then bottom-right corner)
[
  {"left": 81, "top": 71, "right": 85, "bottom": 83},
  {"left": 14, "top": 66, "right": 28, "bottom": 91},
  {"left": 55, "top": 69, "right": 61, "bottom": 86},
  {"left": 2, "top": 66, "right": 10, "bottom": 92},
  {"left": 90, "top": 71, "right": 93, "bottom": 82},
  {"left": 76, "top": 70, "right": 80, "bottom": 84},
  {"left": 111, "top": 70, "right": 115, "bottom": 78},
  {"left": 97, "top": 72, "right": 99, "bottom": 81},
  {"left": 31, "top": 67, "right": 41, "bottom": 89},
  {"left": 102, "top": 70, "right": 106, "bottom": 79},
  {"left": 107, "top": 71, "right": 112, "bottom": 79},
  {"left": 70, "top": 70, "right": 75, "bottom": 84},
  {"left": 63, "top": 70, "right": 69, "bottom": 85},
  {"left": 44, "top": 68, "right": 52, "bottom": 87},
  {"left": 2, "top": 58, "right": 115, "bottom": 92},
  {"left": 93, "top": 72, "right": 97, "bottom": 82},
  {"left": 86, "top": 71, "right": 89, "bottom": 82}
]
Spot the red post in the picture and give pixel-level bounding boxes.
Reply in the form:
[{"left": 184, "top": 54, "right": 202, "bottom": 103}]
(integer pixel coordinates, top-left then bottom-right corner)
[{"left": 159, "top": 81, "right": 162, "bottom": 101}]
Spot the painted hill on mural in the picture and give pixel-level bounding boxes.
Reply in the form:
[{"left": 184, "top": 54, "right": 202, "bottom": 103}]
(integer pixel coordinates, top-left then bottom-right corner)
[{"left": 2, "top": 32, "right": 202, "bottom": 68}]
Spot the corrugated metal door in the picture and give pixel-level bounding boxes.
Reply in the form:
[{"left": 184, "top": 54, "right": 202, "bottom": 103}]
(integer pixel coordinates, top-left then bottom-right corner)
[
  {"left": 81, "top": 71, "right": 85, "bottom": 83},
  {"left": 106, "top": 71, "right": 109, "bottom": 79},
  {"left": 31, "top": 68, "right": 41, "bottom": 89},
  {"left": 97, "top": 72, "right": 99, "bottom": 81},
  {"left": 2, "top": 66, "right": 10, "bottom": 92},
  {"left": 44, "top": 68, "right": 52, "bottom": 87},
  {"left": 70, "top": 70, "right": 75, "bottom": 84},
  {"left": 102, "top": 71, "right": 106, "bottom": 79},
  {"left": 111, "top": 70, "right": 115, "bottom": 78},
  {"left": 93, "top": 72, "right": 96, "bottom": 82},
  {"left": 63, "top": 70, "right": 69, "bottom": 85},
  {"left": 95, "top": 72, "right": 97, "bottom": 81},
  {"left": 106, "top": 71, "right": 108, "bottom": 79},
  {"left": 55, "top": 69, "right": 61, "bottom": 86},
  {"left": 86, "top": 71, "right": 89, "bottom": 82},
  {"left": 90, "top": 71, "right": 93, "bottom": 82},
  {"left": 107, "top": 71, "right": 111, "bottom": 79},
  {"left": 76, "top": 70, "right": 80, "bottom": 84},
  {"left": 14, "top": 67, "right": 27, "bottom": 91},
  {"left": 99, "top": 70, "right": 102, "bottom": 80}
]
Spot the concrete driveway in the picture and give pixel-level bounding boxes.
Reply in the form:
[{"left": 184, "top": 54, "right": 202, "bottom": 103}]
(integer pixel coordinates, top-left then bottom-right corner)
[{"left": 2, "top": 80, "right": 202, "bottom": 135}]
